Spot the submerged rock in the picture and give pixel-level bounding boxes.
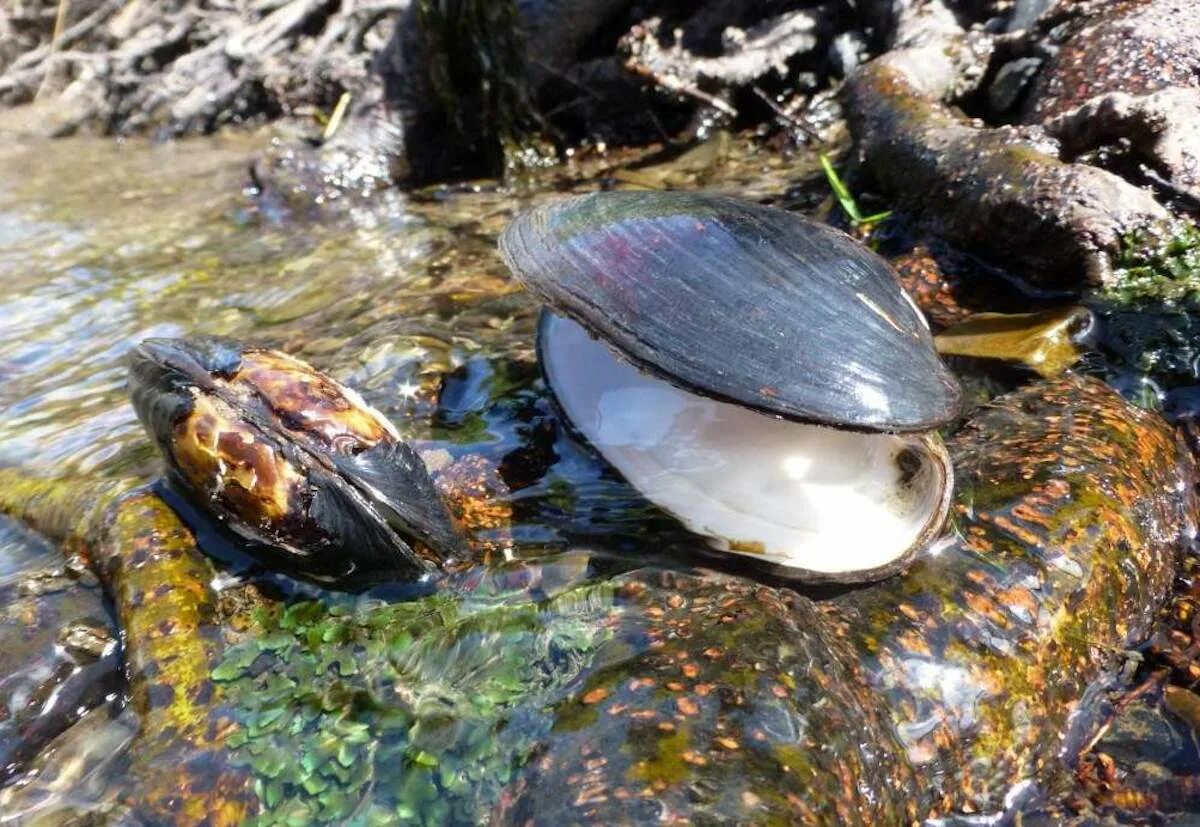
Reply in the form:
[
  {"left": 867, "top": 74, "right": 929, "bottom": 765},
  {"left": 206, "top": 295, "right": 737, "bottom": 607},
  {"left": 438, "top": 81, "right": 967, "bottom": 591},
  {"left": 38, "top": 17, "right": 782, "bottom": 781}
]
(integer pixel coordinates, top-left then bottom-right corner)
[
  {"left": 0, "top": 369, "right": 1193, "bottom": 823},
  {"left": 836, "top": 374, "right": 1193, "bottom": 814},
  {"left": 501, "top": 566, "right": 916, "bottom": 824},
  {"left": 0, "top": 701, "right": 139, "bottom": 823},
  {"left": 0, "top": 515, "right": 119, "bottom": 783},
  {"left": 95, "top": 490, "right": 254, "bottom": 825},
  {"left": 497, "top": 375, "right": 1196, "bottom": 822}
]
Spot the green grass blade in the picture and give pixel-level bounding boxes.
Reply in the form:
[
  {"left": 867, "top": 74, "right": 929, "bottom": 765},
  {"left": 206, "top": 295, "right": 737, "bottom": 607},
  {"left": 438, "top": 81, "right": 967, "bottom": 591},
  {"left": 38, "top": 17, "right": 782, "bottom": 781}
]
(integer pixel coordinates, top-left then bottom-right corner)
[{"left": 819, "top": 153, "right": 863, "bottom": 223}]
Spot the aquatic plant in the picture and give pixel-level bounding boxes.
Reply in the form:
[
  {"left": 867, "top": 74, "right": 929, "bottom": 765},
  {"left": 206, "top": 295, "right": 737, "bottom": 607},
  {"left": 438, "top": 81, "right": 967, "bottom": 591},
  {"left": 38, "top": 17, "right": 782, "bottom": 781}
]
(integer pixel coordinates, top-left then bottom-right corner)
[
  {"left": 1090, "top": 221, "right": 1200, "bottom": 396},
  {"left": 1101, "top": 221, "right": 1200, "bottom": 306},
  {"left": 213, "top": 575, "right": 616, "bottom": 825}
]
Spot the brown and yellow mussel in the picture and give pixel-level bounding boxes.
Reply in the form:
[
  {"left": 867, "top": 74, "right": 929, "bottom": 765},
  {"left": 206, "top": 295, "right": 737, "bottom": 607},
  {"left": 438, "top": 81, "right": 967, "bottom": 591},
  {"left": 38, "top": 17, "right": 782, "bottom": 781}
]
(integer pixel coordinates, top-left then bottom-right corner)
[
  {"left": 128, "top": 336, "right": 465, "bottom": 586},
  {"left": 500, "top": 192, "right": 963, "bottom": 583}
]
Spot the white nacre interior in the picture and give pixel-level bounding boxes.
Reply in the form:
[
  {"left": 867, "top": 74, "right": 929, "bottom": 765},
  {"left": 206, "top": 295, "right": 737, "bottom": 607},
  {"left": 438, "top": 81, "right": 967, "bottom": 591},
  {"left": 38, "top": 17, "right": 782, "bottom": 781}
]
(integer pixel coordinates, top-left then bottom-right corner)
[{"left": 541, "top": 313, "right": 951, "bottom": 576}]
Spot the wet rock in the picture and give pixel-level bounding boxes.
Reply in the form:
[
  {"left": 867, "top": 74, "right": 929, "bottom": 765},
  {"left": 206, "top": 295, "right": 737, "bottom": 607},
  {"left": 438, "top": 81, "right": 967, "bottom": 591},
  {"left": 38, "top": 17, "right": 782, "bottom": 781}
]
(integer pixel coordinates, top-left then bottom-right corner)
[
  {"left": 1023, "top": 0, "right": 1200, "bottom": 122},
  {"left": 1007, "top": 0, "right": 1055, "bottom": 33},
  {"left": 988, "top": 56, "right": 1043, "bottom": 113},
  {"left": 0, "top": 515, "right": 119, "bottom": 783},
  {"left": 845, "top": 42, "right": 1170, "bottom": 287},
  {"left": 0, "top": 701, "right": 139, "bottom": 823},
  {"left": 845, "top": 0, "right": 1200, "bottom": 286},
  {"left": 500, "top": 567, "right": 917, "bottom": 824},
  {"left": 0, "top": 477, "right": 260, "bottom": 825},
  {"left": 95, "top": 490, "right": 254, "bottom": 825},
  {"left": 497, "top": 375, "right": 1196, "bottom": 822},
  {"left": 836, "top": 375, "right": 1193, "bottom": 814},
  {"left": 1105, "top": 698, "right": 1191, "bottom": 770}
]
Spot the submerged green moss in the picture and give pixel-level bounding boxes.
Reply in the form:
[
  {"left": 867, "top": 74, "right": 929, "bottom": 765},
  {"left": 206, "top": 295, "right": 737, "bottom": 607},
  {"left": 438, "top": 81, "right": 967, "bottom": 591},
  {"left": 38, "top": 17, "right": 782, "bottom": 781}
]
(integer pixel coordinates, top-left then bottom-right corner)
[
  {"left": 416, "top": 0, "right": 552, "bottom": 178},
  {"left": 1101, "top": 220, "right": 1200, "bottom": 306},
  {"left": 1086, "top": 221, "right": 1200, "bottom": 397},
  {"left": 213, "top": 577, "right": 617, "bottom": 826}
]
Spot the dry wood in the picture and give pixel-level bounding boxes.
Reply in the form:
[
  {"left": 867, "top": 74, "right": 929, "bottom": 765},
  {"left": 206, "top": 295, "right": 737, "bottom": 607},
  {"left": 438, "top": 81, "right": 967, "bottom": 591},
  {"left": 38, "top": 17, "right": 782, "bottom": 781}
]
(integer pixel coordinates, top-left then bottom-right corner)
[{"left": 0, "top": 0, "right": 405, "bottom": 135}]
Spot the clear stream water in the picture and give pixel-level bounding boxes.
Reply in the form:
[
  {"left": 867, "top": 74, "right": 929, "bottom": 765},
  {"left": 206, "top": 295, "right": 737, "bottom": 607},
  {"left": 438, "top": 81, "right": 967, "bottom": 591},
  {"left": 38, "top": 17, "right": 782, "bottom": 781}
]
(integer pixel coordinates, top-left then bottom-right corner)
[
  {"left": 0, "top": 131, "right": 826, "bottom": 824},
  {"left": 2, "top": 131, "right": 1196, "bottom": 825}
]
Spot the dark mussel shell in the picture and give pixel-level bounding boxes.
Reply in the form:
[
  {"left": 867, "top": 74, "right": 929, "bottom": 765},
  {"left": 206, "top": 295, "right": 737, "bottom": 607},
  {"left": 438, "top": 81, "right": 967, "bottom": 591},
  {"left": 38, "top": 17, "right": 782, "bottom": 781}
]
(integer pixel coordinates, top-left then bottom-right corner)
[
  {"left": 500, "top": 192, "right": 962, "bottom": 432},
  {"left": 128, "top": 337, "right": 466, "bottom": 587}
]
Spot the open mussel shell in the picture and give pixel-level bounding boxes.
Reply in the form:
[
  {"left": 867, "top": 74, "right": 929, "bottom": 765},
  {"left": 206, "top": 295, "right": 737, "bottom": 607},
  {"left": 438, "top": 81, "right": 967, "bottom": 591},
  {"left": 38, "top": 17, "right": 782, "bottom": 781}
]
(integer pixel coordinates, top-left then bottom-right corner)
[
  {"left": 538, "top": 312, "right": 954, "bottom": 583},
  {"left": 128, "top": 336, "right": 466, "bottom": 587},
  {"left": 500, "top": 191, "right": 962, "bottom": 432}
]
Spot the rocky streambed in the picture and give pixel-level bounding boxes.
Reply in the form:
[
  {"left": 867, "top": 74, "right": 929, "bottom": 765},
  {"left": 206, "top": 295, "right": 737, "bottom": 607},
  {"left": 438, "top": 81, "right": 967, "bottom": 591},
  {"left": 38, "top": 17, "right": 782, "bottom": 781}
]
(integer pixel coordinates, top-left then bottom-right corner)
[{"left": 0, "top": 126, "right": 1198, "bottom": 827}]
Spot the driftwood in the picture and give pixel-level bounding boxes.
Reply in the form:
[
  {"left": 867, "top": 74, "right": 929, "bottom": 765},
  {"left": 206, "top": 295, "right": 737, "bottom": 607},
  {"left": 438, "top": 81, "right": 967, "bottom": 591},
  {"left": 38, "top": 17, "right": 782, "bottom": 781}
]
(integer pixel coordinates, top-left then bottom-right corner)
[
  {"left": 619, "top": 6, "right": 836, "bottom": 119},
  {"left": 0, "top": 0, "right": 407, "bottom": 136},
  {"left": 844, "top": 0, "right": 1173, "bottom": 288}
]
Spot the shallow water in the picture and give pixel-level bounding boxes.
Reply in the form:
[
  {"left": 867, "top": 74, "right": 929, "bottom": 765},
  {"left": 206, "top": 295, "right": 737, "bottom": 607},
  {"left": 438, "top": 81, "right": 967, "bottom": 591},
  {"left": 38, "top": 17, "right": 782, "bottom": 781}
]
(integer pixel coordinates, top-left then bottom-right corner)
[
  {"left": 0, "top": 131, "right": 827, "bottom": 823},
  {"left": 2, "top": 131, "right": 1196, "bottom": 825}
]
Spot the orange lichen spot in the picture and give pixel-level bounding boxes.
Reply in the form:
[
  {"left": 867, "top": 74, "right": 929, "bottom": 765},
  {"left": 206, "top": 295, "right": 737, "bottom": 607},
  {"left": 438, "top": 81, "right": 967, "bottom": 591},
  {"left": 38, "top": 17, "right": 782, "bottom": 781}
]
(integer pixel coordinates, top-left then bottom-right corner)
[
  {"left": 963, "top": 591, "right": 1008, "bottom": 627},
  {"left": 620, "top": 582, "right": 647, "bottom": 599},
  {"left": 895, "top": 629, "right": 933, "bottom": 658},
  {"left": 996, "top": 586, "right": 1038, "bottom": 622},
  {"left": 435, "top": 454, "right": 512, "bottom": 537},
  {"left": 581, "top": 687, "right": 609, "bottom": 705}
]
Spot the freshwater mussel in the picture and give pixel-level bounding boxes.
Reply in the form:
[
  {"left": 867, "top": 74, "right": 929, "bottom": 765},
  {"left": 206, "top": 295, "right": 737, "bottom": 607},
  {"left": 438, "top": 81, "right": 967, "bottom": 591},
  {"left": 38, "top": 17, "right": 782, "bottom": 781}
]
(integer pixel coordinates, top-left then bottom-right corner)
[
  {"left": 128, "top": 336, "right": 465, "bottom": 587},
  {"left": 500, "top": 191, "right": 963, "bottom": 583}
]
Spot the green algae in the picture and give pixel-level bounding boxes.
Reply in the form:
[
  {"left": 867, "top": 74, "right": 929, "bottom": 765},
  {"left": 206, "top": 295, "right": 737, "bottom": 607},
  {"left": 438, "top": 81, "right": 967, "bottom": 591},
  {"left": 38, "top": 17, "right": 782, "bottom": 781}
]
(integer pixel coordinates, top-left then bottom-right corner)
[
  {"left": 628, "top": 726, "right": 693, "bottom": 787},
  {"left": 1101, "top": 221, "right": 1200, "bottom": 306},
  {"left": 212, "top": 577, "right": 618, "bottom": 825},
  {"left": 1088, "top": 221, "right": 1200, "bottom": 397}
]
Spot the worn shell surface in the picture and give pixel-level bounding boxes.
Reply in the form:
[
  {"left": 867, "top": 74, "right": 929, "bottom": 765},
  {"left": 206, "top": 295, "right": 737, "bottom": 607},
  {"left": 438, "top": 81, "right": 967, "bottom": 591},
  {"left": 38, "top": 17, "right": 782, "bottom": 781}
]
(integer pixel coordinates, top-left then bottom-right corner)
[
  {"left": 499, "top": 192, "right": 962, "bottom": 432},
  {"left": 128, "top": 337, "right": 465, "bottom": 586}
]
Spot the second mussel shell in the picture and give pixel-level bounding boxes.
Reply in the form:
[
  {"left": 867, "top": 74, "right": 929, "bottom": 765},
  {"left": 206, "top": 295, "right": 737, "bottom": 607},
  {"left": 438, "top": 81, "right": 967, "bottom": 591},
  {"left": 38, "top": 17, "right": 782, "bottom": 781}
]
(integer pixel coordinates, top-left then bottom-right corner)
[
  {"left": 500, "top": 191, "right": 962, "bottom": 432},
  {"left": 501, "top": 192, "right": 962, "bottom": 583},
  {"left": 128, "top": 337, "right": 466, "bottom": 587}
]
